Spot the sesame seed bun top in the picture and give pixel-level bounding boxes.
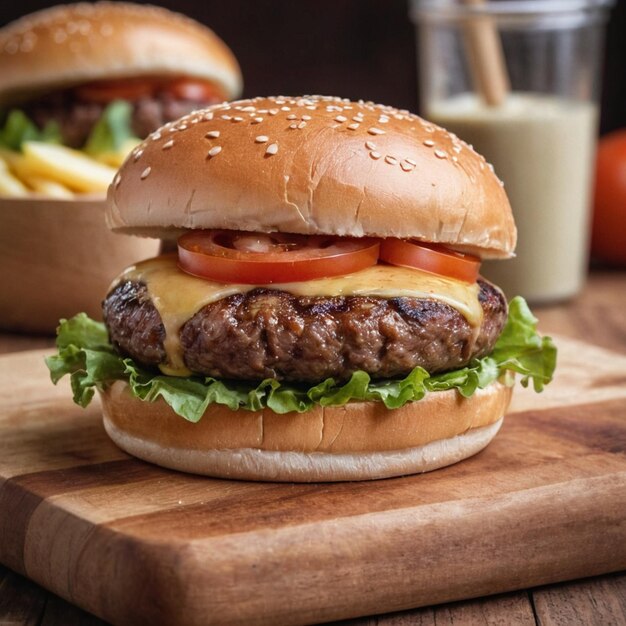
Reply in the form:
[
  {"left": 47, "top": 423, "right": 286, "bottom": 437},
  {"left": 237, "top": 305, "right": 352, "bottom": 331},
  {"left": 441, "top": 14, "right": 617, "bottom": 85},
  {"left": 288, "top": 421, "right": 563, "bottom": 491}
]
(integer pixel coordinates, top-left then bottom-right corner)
[
  {"left": 107, "top": 95, "right": 517, "bottom": 259},
  {"left": 0, "top": 2, "right": 242, "bottom": 104}
]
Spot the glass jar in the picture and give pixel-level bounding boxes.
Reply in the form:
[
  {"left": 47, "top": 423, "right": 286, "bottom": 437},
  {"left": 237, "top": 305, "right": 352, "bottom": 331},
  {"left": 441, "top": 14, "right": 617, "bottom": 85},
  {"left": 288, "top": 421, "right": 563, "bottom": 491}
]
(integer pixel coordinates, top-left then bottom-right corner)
[{"left": 411, "top": 0, "right": 614, "bottom": 303}]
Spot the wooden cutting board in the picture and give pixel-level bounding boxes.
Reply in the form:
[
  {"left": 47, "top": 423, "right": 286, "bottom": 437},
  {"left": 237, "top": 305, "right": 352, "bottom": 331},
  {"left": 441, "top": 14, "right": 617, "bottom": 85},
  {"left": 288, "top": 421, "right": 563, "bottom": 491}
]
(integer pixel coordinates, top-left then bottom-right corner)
[{"left": 0, "top": 335, "right": 625, "bottom": 626}]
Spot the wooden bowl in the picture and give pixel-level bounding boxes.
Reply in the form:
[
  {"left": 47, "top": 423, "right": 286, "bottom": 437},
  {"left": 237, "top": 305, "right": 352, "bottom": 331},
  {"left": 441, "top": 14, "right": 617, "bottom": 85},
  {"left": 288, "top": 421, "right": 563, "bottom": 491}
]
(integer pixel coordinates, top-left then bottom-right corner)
[{"left": 0, "top": 196, "right": 160, "bottom": 334}]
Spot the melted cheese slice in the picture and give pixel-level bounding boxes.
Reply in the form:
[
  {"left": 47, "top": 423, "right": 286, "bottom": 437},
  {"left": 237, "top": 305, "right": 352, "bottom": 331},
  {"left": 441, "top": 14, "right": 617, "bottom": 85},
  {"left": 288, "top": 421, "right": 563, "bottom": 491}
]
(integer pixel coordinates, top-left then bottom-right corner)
[{"left": 116, "top": 255, "right": 483, "bottom": 376}]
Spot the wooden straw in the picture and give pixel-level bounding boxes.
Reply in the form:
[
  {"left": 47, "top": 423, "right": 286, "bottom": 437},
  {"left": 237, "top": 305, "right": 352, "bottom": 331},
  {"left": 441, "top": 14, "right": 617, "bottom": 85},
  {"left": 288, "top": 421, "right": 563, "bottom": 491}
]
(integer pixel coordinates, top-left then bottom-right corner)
[{"left": 461, "top": 0, "right": 510, "bottom": 106}]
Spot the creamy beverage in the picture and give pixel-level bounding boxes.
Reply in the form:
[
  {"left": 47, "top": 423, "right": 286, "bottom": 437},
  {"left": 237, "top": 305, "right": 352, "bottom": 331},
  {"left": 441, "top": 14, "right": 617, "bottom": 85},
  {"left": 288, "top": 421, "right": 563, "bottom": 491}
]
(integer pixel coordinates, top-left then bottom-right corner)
[{"left": 428, "top": 93, "right": 598, "bottom": 303}]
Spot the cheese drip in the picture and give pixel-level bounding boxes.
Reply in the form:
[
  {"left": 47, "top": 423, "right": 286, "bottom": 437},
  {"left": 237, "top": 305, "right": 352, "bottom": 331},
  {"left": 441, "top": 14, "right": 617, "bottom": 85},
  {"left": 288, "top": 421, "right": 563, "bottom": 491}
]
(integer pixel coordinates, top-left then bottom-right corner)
[{"left": 115, "top": 255, "right": 484, "bottom": 376}]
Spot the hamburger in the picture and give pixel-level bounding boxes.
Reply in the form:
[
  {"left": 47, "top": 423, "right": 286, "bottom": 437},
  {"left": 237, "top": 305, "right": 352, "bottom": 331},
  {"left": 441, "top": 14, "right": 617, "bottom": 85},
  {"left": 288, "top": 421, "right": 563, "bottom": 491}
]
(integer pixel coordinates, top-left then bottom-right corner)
[
  {"left": 0, "top": 2, "right": 241, "bottom": 150},
  {"left": 47, "top": 95, "right": 556, "bottom": 482}
]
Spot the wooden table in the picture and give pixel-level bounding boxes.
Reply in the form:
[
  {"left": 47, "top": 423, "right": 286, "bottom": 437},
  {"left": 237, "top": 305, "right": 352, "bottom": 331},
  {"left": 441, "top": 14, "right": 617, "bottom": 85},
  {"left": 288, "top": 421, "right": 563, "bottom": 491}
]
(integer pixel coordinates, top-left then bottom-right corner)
[{"left": 1, "top": 270, "right": 624, "bottom": 625}]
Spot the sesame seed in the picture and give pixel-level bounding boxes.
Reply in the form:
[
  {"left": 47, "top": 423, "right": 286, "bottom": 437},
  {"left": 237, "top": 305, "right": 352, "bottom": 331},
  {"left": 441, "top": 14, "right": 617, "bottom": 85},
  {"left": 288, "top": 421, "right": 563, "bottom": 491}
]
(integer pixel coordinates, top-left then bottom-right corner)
[
  {"left": 151, "top": 132, "right": 161, "bottom": 141},
  {"left": 162, "top": 139, "right": 174, "bottom": 150},
  {"left": 400, "top": 161, "right": 414, "bottom": 171},
  {"left": 434, "top": 150, "right": 447, "bottom": 159},
  {"left": 385, "top": 156, "right": 398, "bottom": 165},
  {"left": 488, "top": 163, "right": 495, "bottom": 172},
  {"left": 140, "top": 167, "right": 151, "bottom": 179},
  {"left": 255, "top": 135, "right": 269, "bottom": 143},
  {"left": 208, "top": 146, "right": 222, "bottom": 157},
  {"left": 206, "top": 130, "right": 220, "bottom": 138},
  {"left": 114, "top": 173, "right": 121, "bottom": 188},
  {"left": 280, "top": 106, "right": 291, "bottom": 111},
  {"left": 20, "top": 38, "right": 35, "bottom": 53},
  {"left": 241, "top": 106, "right": 256, "bottom": 112},
  {"left": 221, "top": 115, "right": 231, "bottom": 120},
  {"left": 251, "top": 117, "right": 263, "bottom": 124},
  {"left": 191, "top": 118, "right": 199, "bottom": 124},
  {"left": 370, "top": 151, "right": 381, "bottom": 160},
  {"left": 232, "top": 117, "right": 244, "bottom": 122},
  {"left": 452, "top": 156, "right": 459, "bottom": 163},
  {"left": 334, "top": 115, "right": 347, "bottom": 123},
  {"left": 289, "top": 123, "right": 298, "bottom": 130},
  {"left": 423, "top": 139, "right": 435, "bottom": 147},
  {"left": 202, "top": 111, "right": 213, "bottom": 121},
  {"left": 269, "top": 109, "right": 279, "bottom": 116},
  {"left": 178, "top": 124, "right": 188, "bottom": 130},
  {"left": 133, "top": 150, "right": 143, "bottom": 162},
  {"left": 286, "top": 114, "right": 297, "bottom": 120},
  {"left": 298, "top": 121, "right": 307, "bottom": 129},
  {"left": 405, "top": 158, "right": 417, "bottom": 166},
  {"left": 347, "top": 123, "right": 359, "bottom": 130},
  {"left": 365, "top": 141, "right": 377, "bottom": 150},
  {"left": 378, "top": 116, "right": 390, "bottom": 123},
  {"left": 266, "top": 143, "right": 279, "bottom": 156},
  {"left": 368, "top": 127, "right": 385, "bottom": 135},
  {"left": 302, "top": 115, "right": 312, "bottom": 121},
  {"left": 305, "top": 105, "right": 317, "bottom": 110}
]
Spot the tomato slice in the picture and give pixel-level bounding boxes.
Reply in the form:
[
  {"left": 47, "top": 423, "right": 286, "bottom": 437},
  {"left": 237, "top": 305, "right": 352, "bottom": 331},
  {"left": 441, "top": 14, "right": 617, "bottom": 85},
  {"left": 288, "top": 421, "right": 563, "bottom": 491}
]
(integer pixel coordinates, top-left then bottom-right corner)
[
  {"left": 178, "top": 230, "right": 380, "bottom": 284},
  {"left": 75, "top": 79, "right": 158, "bottom": 103},
  {"left": 76, "top": 77, "right": 224, "bottom": 104},
  {"left": 379, "top": 239, "right": 480, "bottom": 283},
  {"left": 163, "top": 78, "right": 225, "bottom": 103}
]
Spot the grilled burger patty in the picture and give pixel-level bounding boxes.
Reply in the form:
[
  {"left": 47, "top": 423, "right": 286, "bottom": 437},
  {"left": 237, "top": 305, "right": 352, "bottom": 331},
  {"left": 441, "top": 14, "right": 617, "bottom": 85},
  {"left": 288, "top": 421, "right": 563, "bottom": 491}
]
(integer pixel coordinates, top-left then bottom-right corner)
[
  {"left": 21, "top": 90, "right": 222, "bottom": 148},
  {"left": 103, "top": 278, "right": 507, "bottom": 383}
]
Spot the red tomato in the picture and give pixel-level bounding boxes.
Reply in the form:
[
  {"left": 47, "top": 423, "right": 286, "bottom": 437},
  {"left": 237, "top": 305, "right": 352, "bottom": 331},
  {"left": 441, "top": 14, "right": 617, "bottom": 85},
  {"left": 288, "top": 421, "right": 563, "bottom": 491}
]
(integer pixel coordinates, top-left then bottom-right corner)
[
  {"left": 379, "top": 239, "right": 481, "bottom": 283},
  {"left": 163, "top": 78, "right": 225, "bottom": 103},
  {"left": 592, "top": 129, "right": 626, "bottom": 266},
  {"left": 75, "top": 79, "right": 158, "bottom": 103},
  {"left": 178, "top": 230, "right": 380, "bottom": 284}
]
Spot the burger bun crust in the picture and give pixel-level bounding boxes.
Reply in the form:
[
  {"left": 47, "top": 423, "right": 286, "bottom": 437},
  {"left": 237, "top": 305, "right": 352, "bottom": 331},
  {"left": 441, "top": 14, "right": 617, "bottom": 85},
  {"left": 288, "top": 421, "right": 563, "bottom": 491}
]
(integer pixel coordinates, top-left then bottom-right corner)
[
  {"left": 108, "top": 96, "right": 516, "bottom": 259},
  {"left": 100, "top": 381, "right": 512, "bottom": 482},
  {"left": 0, "top": 2, "right": 242, "bottom": 104}
]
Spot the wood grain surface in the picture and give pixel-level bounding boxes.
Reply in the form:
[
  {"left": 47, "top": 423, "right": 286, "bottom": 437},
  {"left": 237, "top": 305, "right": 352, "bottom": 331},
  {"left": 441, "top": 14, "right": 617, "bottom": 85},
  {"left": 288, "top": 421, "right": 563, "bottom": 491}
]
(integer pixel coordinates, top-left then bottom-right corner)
[
  {"left": 0, "top": 334, "right": 625, "bottom": 626},
  {"left": 2, "top": 562, "right": 624, "bottom": 626}
]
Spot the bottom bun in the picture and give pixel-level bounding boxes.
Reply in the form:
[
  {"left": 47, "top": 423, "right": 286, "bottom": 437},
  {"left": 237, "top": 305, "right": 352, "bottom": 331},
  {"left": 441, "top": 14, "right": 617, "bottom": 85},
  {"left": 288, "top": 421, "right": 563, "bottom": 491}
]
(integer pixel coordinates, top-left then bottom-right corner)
[{"left": 100, "top": 380, "right": 512, "bottom": 482}]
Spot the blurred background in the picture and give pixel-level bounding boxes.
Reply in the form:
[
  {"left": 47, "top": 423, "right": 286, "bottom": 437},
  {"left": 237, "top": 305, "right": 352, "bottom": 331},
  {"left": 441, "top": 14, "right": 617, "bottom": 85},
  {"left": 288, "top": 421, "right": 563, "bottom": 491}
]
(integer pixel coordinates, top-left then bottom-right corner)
[{"left": 1, "top": 0, "right": 624, "bottom": 134}]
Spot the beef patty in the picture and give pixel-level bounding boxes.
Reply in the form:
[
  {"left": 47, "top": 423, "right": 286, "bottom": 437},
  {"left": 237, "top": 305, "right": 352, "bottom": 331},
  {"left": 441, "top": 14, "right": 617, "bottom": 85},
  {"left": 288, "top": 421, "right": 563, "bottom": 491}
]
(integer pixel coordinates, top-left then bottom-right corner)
[
  {"left": 21, "top": 90, "right": 222, "bottom": 148},
  {"left": 103, "top": 278, "right": 508, "bottom": 383}
]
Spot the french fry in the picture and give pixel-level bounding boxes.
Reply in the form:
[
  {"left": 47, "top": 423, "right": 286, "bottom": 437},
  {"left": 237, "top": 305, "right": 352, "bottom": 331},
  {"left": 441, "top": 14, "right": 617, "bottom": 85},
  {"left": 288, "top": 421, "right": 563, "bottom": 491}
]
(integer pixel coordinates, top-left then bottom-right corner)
[
  {"left": 6, "top": 153, "right": 74, "bottom": 197},
  {"left": 21, "top": 141, "right": 116, "bottom": 192},
  {"left": 94, "top": 138, "right": 141, "bottom": 168},
  {"left": 25, "top": 176, "right": 75, "bottom": 199},
  {"left": 0, "top": 148, "right": 22, "bottom": 170},
  {"left": 0, "top": 156, "right": 30, "bottom": 197}
]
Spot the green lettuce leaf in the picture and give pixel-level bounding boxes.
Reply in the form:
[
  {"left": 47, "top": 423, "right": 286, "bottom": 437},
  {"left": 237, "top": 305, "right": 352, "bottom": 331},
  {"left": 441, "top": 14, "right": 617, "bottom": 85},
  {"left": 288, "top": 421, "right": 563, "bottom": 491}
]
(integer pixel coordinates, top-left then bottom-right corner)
[
  {"left": 83, "top": 100, "right": 135, "bottom": 155},
  {"left": 0, "top": 110, "right": 61, "bottom": 151},
  {"left": 45, "top": 297, "right": 557, "bottom": 422}
]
